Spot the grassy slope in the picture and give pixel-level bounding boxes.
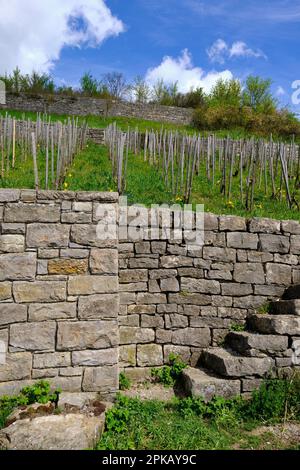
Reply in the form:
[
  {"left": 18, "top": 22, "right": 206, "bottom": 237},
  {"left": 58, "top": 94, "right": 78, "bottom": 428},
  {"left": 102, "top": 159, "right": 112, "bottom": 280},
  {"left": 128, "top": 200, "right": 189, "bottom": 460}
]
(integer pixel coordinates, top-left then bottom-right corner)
[{"left": 2, "top": 140, "right": 299, "bottom": 221}]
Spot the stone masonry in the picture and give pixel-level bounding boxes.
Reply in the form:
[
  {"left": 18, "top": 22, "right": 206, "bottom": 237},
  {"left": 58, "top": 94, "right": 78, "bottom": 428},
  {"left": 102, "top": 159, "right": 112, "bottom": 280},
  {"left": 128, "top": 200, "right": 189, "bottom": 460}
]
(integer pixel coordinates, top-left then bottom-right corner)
[
  {"left": 1, "top": 93, "right": 194, "bottom": 126},
  {"left": 1, "top": 190, "right": 300, "bottom": 395},
  {"left": 0, "top": 189, "right": 119, "bottom": 398},
  {"left": 119, "top": 210, "right": 300, "bottom": 383}
]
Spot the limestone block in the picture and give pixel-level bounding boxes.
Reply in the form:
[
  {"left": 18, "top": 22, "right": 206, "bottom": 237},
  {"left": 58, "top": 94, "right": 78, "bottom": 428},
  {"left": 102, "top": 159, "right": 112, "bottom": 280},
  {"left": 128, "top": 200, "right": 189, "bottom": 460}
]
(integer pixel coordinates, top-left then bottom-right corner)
[
  {"left": 0, "top": 353, "right": 32, "bottom": 381},
  {"left": 4, "top": 203, "right": 60, "bottom": 223},
  {"left": 227, "top": 232, "right": 258, "bottom": 250},
  {"left": 57, "top": 321, "right": 118, "bottom": 350},
  {"left": 160, "top": 256, "right": 193, "bottom": 268},
  {"left": 137, "top": 344, "right": 163, "bottom": 366},
  {"left": 48, "top": 259, "right": 88, "bottom": 275},
  {"left": 219, "top": 216, "right": 246, "bottom": 232},
  {"left": 119, "top": 269, "right": 148, "bottom": 283},
  {"left": 181, "top": 278, "right": 220, "bottom": 294},
  {"left": 27, "top": 223, "right": 70, "bottom": 248},
  {"left": 249, "top": 218, "right": 280, "bottom": 233},
  {"left": 259, "top": 234, "right": 289, "bottom": 254},
  {"left": 0, "top": 253, "right": 36, "bottom": 281},
  {"left": 14, "top": 281, "right": 66, "bottom": 303},
  {"left": 10, "top": 322, "right": 56, "bottom": 351},
  {"left": 72, "top": 348, "right": 118, "bottom": 366},
  {"left": 28, "top": 303, "right": 77, "bottom": 321},
  {"left": 68, "top": 276, "right": 118, "bottom": 295},
  {"left": 78, "top": 294, "right": 119, "bottom": 320},
  {"left": 266, "top": 263, "right": 291, "bottom": 285},
  {"left": 119, "top": 345, "right": 136, "bottom": 367},
  {"left": 203, "top": 247, "right": 236, "bottom": 262},
  {"left": 291, "top": 235, "right": 300, "bottom": 254},
  {"left": 136, "top": 293, "right": 167, "bottom": 304},
  {"left": 160, "top": 278, "right": 180, "bottom": 292},
  {"left": 172, "top": 328, "right": 211, "bottom": 348},
  {"left": 0, "top": 304, "right": 27, "bottom": 326},
  {"left": 82, "top": 365, "right": 118, "bottom": 393},
  {"left": 0, "top": 235, "right": 24, "bottom": 253},
  {"left": 90, "top": 249, "right": 118, "bottom": 274},
  {"left": 120, "top": 327, "right": 155, "bottom": 344},
  {"left": 0, "top": 189, "right": 20, "bottom": 203},
  {"left": 33, "top": 352, "right": 71, "bottom": 369},
  {"left": 233, "top": 263, "right": 265, "bottom": 284}
]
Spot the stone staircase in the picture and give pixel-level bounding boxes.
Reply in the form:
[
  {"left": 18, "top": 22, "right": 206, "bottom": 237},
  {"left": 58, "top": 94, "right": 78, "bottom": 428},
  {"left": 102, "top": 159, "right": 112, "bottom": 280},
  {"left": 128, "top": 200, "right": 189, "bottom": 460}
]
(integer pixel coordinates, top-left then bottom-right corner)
[{"left": 182, "top": 286, "right": 300, "bottom": 401}]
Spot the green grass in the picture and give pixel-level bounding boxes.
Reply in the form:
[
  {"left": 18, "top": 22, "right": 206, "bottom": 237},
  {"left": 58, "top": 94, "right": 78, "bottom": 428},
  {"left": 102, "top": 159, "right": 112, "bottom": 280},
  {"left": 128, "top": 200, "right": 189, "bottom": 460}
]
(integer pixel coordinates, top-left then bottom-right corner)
[{"left": 96, "top": 374, "right": 300, "bottom": 451}]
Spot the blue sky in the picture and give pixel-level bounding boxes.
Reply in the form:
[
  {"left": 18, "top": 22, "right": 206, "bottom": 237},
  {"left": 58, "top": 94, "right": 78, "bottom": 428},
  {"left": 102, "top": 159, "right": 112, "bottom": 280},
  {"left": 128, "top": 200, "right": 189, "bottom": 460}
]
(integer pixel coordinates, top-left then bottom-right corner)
[{"left": 1, "top": 0, "right": 300, "bottom": 111}]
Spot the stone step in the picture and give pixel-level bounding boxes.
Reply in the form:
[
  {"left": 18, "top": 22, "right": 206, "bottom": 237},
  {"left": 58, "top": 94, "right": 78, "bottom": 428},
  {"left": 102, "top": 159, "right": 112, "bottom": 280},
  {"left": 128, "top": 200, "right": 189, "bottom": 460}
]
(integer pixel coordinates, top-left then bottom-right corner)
[
  {"left": 248, "top": 314, "right": 300, "bottom": 336},
  {"left": 269, "top": 300, "right": 300, "bottom": 316},
  {"left": 282, "top": 285, "right": 300, "bottom": 300},
  {"left": 182, "top": 367, "right": 241, "bottom": 401},
  {"left": 200, "top": 348, "right": 274, "bottom": 378},
  {"left": 226, "top": 331, "right": 289, "bottom": 357}
]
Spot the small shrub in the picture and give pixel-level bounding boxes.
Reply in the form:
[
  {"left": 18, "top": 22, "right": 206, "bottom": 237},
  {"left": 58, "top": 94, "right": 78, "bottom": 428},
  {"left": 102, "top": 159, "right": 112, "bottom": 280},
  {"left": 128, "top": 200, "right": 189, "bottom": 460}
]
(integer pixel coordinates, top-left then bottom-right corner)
[
  {"left": 0, "top": 381, "right": 60, "bottom": 429},
  {"left": 119, "top": 372, "right": 131, "bottom": 391},
  {"left": 105, "top": 397, "right": 131, "bottom": 433},
  {"left": 151, "top": 354, "right": 187, "bottom": 387},
  {"left": 21, "top": 380, "right": 60, "bottom": 405}
]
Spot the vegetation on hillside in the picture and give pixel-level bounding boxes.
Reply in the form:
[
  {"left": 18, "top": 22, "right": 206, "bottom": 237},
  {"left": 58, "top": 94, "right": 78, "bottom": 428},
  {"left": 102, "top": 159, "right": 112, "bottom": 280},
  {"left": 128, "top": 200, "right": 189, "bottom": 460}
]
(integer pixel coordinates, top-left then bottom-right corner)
[{"left": 1, "top": 68, "right": 299, "bottom": 139}]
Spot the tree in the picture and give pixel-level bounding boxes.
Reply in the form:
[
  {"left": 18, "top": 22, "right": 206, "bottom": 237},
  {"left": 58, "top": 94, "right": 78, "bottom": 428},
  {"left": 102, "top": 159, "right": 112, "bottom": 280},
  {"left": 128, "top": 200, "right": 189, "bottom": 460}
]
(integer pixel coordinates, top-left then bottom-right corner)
[
  {"left": 102, "top": 72, "right": 129, "bottom": 100},
  {"left": 243, "top": 76, "right": 277, "bottom": 113},
  {"left": 209, "top": 79, "right": 242, "bottom": 108},
  {"left": 152, "top": 79, "right": 168, "bottom": 103},
  {"left": 131, "top": 76, "right": 151, "bottom": 103},
  {"left": 80, "top": 72, "right": 99, "bottom": 96},
  {"left": 25, "top": 71, "right": 55, "bottom": 94},
  {"left": 178, "top": 87, "right": 206, "bottom": 108}
]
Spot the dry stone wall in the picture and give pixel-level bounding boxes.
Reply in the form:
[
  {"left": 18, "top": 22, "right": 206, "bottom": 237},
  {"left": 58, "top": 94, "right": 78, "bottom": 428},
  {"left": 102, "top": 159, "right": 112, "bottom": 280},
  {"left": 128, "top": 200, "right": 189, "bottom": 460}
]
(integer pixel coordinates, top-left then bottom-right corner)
[
  {"left": 119, "top": 211, "right": 300, "bottom": 382},
  {"left": 1, "top": 93, "right": 194, "bottom": 125},
  {"left": 0, "top": 189, "right": 119, "bottom": 398},
  {"left": 1, "top": 190, "right": 300, "bottom": 393}
]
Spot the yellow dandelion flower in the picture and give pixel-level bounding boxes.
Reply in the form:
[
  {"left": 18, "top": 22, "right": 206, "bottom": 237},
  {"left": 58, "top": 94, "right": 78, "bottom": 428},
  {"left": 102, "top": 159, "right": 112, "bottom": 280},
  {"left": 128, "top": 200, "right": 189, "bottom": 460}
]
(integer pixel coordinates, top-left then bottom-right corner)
[{"left": 64, "top": 182, "right": 68, "bottom": 189}]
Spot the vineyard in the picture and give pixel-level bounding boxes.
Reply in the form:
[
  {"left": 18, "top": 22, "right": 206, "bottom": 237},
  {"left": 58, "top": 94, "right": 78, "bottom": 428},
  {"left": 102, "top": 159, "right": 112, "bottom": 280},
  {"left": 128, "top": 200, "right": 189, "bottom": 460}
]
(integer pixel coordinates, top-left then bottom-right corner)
[
  {"left": 105, "top": 123, "right": 300, "bottom": 211},
  {"left": 0, "top": 113, "right": 88, "bottom": 190},
  {"left": 1, "top": 112, "right": 300, "bottom": 220}
]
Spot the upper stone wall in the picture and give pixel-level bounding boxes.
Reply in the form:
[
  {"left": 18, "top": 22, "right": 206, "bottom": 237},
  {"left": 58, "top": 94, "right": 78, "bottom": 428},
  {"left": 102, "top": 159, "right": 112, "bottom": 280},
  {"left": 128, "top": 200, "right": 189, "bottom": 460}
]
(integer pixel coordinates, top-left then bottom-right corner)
[{"left": 0, "top": 93, "right": 194, "bottom": 125}]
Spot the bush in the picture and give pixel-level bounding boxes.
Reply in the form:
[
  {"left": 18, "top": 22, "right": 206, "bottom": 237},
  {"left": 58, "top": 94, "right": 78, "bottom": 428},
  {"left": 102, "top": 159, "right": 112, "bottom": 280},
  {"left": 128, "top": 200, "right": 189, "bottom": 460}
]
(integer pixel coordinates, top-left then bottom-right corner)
[{"left": 0, "top": 381, "right": 60, "bottom": 429}]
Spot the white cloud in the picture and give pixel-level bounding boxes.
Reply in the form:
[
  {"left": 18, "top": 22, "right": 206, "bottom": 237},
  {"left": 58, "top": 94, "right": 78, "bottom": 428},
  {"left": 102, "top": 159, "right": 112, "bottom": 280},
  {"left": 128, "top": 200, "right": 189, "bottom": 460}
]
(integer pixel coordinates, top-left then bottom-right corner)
[
  {"left": 207, "top": 39, "right": 267, "bottom": 63},
  {"left": 229, "top": 41, "right": 267, "bottom": 59},
  {"left": 206, "top": 39, "right": 228, "bottom": 64},
  {"left": 0, "top": 0, "right": 125, "bottom": 74},
  {"left": 145, "top": 49, "right": 233, "bottom": 94}
]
